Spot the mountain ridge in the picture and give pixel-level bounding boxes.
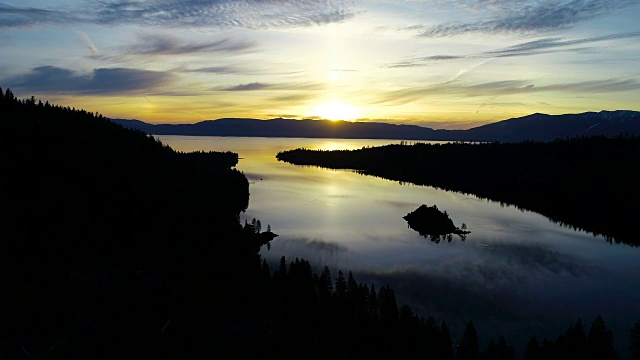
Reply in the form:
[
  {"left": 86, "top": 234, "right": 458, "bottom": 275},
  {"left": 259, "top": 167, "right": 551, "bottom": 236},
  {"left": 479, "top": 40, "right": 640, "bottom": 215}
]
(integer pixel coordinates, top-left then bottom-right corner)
[{"left": 111, "top": 110, "right": 640, "bottom": 142}]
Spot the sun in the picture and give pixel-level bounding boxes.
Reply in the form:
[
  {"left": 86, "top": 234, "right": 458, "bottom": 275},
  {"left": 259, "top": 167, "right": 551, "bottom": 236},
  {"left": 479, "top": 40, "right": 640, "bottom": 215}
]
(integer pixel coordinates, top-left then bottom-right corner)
[{"left": 313, "top": 101, "right": 360, "bottom": 121}]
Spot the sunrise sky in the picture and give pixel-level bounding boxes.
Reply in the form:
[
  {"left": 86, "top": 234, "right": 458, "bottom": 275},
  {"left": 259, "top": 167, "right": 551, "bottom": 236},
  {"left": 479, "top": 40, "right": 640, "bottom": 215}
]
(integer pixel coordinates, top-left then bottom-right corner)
[{"left": 1, "top": 0, "right": 639, "bottom": 129}]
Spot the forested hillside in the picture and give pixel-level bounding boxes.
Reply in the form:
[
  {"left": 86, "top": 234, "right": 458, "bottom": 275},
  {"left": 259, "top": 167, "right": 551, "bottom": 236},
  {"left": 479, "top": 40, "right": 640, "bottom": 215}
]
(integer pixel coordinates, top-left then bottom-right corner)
[{"left": 0, "top": 88, "right": 268, "bottom": 358}]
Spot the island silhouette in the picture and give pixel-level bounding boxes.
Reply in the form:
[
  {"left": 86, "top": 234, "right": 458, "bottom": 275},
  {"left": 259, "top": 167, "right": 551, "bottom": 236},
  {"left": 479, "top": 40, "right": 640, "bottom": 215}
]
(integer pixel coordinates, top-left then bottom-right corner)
[{"left": 403, "top": 204, "right": 470, "bottom": 243}]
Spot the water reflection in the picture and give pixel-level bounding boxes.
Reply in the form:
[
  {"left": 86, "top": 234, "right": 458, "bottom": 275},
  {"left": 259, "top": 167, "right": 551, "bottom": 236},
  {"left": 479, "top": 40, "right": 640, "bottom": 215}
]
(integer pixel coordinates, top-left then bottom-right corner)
[{"left": 158, "top": 135, "right": 640, "bottom": 353}]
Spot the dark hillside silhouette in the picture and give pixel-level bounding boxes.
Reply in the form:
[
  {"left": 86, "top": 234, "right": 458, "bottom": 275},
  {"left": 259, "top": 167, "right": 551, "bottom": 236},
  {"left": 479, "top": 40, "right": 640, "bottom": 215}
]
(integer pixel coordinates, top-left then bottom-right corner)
[
  {"left": 0, "top": 89, "right": 269, "bottom": 358},
  {"left": 112, "top": 116, "right": 453, "bottom": 140},
  {"left": 112, "top": 110, "right": 640, "bottom": 142},
  {"left": 1, "top": 88, "right": 252, "bottom": 271},
  {"left": 277, "top": 138, "right": 640, "bottom": 246},
  {"left": 463, "top": 111, "right": 640, "bottom": 142}
]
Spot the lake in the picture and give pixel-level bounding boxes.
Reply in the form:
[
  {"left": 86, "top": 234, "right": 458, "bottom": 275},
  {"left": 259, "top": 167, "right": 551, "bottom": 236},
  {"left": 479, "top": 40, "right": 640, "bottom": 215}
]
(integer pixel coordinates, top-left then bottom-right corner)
[{"left": 158, "top": 135, "right": 640, "bottom": 354}]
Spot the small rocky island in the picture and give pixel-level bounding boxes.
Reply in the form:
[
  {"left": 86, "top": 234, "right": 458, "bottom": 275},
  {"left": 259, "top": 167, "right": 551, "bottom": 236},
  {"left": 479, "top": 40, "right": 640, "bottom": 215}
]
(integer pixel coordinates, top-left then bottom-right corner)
[{"left": 403, "top": 204, "right": 470, "bottom": 243}]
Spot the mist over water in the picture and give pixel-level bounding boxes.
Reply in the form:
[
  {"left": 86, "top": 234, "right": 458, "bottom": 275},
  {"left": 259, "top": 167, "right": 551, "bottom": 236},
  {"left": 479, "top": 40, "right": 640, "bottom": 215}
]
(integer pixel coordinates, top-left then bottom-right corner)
[{"left": 158, "top": 135, "right": 640, "bottom": 353}]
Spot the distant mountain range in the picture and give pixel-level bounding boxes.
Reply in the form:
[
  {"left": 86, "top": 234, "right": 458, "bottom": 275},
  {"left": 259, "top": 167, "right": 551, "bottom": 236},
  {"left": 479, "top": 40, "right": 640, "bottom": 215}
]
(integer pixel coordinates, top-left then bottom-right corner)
[{"left": 111, "top": 110, "right": 640, "bottom": 142}]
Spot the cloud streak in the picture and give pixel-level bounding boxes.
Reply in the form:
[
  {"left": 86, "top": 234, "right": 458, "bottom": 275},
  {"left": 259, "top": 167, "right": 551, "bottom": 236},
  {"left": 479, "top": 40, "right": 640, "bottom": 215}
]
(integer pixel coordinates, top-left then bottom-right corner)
[
  {"left": 77, "top": 31, "right": 100, "bottom": 56},
  {"left": 362, "top": 269, "right": 523, "bottom": 321},
  {"left": 220, "top": 82, "right": 273, "bottom": 91},
  {"left": 125, "top": 34, "right": 256, "bottom": 56},
  {"left": 216, "top": 81, "right": 325, "bottom": 92},
  {"left": 4, "top": 66, "right": 174, "bottom": 95},
  {"left": 0, "top": 3, "right": 73, "bottom": 28},
  {"left": 372, "top": 78, "right": 640, "bottom": 105},
  {"left": 386, "top": 32, "right": 640, "bottom": 67},
  {"left": 185, "top": 66, "right": 243, "bottom": 74},
  {"left": 0, "top": 0, "right": 356, "bottom": 29},
  {"left": 410, "top": 0, "right": 640, "bottom": 37},
  {"left": 481, "top": 243, "right": 602, "bottom": 277}
]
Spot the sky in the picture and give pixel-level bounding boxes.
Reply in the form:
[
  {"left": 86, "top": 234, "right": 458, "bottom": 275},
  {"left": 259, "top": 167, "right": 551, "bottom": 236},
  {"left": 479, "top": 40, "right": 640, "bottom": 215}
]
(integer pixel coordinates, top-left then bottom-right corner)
[{"left": 1, "top": 0, "right": 639, "bottom": 129}]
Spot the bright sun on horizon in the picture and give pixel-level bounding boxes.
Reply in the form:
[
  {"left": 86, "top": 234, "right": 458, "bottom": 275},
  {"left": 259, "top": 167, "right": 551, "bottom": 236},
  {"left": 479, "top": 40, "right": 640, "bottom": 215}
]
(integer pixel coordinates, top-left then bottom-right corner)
[{"left": 313, "top": 101, "right": 361, "bottom": 121}]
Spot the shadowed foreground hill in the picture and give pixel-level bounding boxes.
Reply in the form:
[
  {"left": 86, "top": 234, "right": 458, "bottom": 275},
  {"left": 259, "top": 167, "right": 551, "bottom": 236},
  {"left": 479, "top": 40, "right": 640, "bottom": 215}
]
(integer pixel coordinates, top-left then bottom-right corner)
[
  {"left": 0, "top": 89, "right": 271, "bottom": 358},
  {"left": 1, "top": 90, "right": 253, "bottom": 271},
  {"left": 277, "top": 138, "right": 640, "bottom": 246}
]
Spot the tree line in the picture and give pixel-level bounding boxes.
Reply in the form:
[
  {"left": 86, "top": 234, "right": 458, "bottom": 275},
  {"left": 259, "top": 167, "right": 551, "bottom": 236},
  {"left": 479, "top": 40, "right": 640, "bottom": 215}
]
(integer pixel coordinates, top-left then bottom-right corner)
[{"left": 243, "top": 254, "right": 639, "bottom": 359}]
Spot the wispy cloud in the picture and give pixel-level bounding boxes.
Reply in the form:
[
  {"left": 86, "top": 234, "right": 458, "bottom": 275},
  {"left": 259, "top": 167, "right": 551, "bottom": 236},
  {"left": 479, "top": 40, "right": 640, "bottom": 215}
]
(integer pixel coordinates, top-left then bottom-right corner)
[
  {"left": 485, "top": 32, "right": 640, "bottom": 57},
  {"left": 77, "top": 31, "right": 100, "bottom": 56},
  {"left": 482, "top": 243, "right": 602, "bottom": 277},
  {"left": 220, "top": 82, "right": 272, "bottom": 91},
  {"left": 372, "top": 78, "right": 640, "bottom": 105},
  {"left": 386, "top": 32, "right": 640, "bottom": 67},
  {"left": 269, "top": 93, "right": 318, "bottom": 103},
  {"left": 3, "top": 66, "right": 174, "bottom": 94},
  {"left": 409, "top": 0, "right": 640, "bottom": 37},
  {"left": 0, "top": 0, "right": 356, "bottom": 29},
  {"left": 0, "top": 3, "right": 73, "bottom": 28},
  {"left": 125, "top": 34, "right": 256, "bottom": 56},
  {"left": 186, "top": 66, "right": 243, "bottom": 74},
  {"left": 216, "top": 81, "right": 325, "bottom": 92},
  {"left": 360, "top": 268, "right": 524, "bottom": 321},
  {"left": 84, "top": 33, "right": 257, "bottom": 65}
]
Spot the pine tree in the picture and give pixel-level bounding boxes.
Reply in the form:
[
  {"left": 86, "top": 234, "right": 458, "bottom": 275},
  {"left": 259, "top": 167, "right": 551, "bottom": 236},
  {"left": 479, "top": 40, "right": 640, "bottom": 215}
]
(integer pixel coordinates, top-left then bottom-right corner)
[
  {"left": 368, "top": 284, "right": 378, "bottom": 321},
  {"left": 441, "top": 321, "right": 455, "bottom": 360},
  {"left": 357, "top": 283, "right": 370, "bottom": 320},
  {"left": 630, "top": 321, "right": 640, "bottom": 360},
  {"left": 377, "top": 285, "right": 399, "bottom": 326},
  {"left": 553, "top": 319, "right": 587, "bottom": 359},
  {"left": 424, "top": 316, "right": 439, "bottom": 355},
  {"left": 346, "top": 271, "right": 358, "bottom": 298},
  {"left": 317, "top": 266, "right": 333, "bottom": 304},
  {"left": 587, "top": 316, "right": 618, "bottom": 360},
  {"left": 524, "top": 337, "right": 541, "bottom": 360},
  {"left": 495, "top": 336, "right": 514, "bottom": 360},
  {"left": 278, "top": 256, "right": 287, "bottom": 276},
  {"left": 457, "top": 320, "right": 479, "bottom": 360},
  {"left": 485, "top": 339, "right": 497, "bottom": 360},
  {"left": 539, "top": 338, "right": 555, "bottom": 359},
  {"left": 334, "top": 271, "right": 347, "bottom": 299},
  {"left": 261, "top": 259, "right": 271, "bottom": 280},
  {"left": 5, "top": 88, "right": 14, "bottom": 100}
]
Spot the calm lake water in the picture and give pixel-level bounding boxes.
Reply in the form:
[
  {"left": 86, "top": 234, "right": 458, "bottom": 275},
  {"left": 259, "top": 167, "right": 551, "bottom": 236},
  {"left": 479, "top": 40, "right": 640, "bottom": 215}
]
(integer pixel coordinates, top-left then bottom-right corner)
[{"left": 158, "top": 135, "right": 640, "bottom": 353}]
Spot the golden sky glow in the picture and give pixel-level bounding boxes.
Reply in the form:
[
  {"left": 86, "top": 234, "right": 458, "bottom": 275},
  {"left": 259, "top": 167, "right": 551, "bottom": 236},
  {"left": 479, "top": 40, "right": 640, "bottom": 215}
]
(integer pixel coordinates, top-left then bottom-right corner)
[
  {"left": 314, "top": 101, "right": 361, "bottom": 121},
  {"left": 1, "top": 1, "right": 640, "bottom": 129}
]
